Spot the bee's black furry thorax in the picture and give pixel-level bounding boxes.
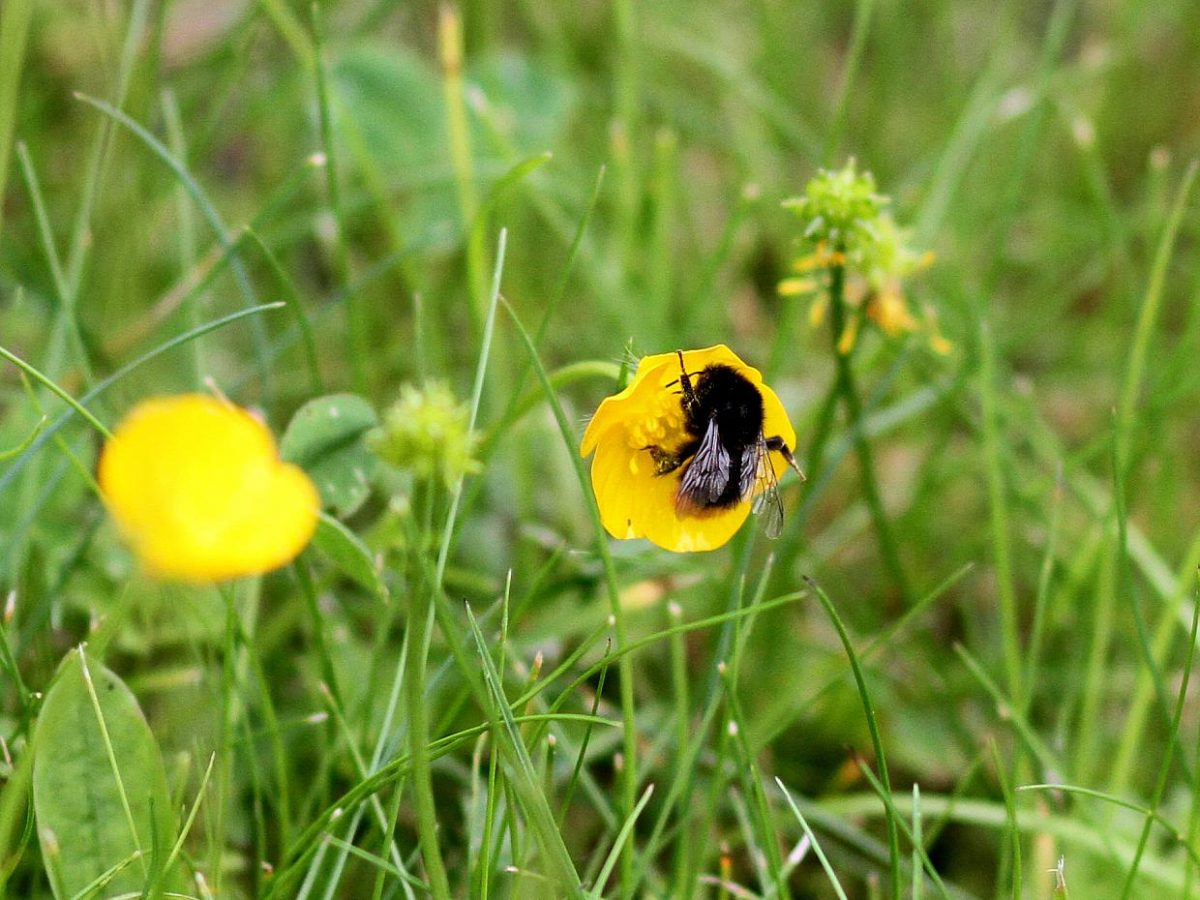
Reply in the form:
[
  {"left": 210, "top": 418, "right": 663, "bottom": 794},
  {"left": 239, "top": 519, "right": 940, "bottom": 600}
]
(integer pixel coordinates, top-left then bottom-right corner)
[{"left": 684, "top": 364, "right": 765, "bottom": 447}]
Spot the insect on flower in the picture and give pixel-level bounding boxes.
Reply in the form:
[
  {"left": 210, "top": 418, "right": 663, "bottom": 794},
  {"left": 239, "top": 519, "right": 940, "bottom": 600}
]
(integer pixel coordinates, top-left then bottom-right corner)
[{"left": 581, "top": 345, "right": 803, "bottom": 552}]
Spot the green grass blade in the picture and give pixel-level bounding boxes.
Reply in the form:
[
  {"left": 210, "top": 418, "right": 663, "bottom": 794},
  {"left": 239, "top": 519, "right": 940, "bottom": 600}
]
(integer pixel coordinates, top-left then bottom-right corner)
[
  {"left": 464, "top": 603, "right": 584, "bottom": 896},
  {"left": 805, "top": 576, "right": 902, "bottom": 900},
  {"left": 776, "top": 778, "right": 850, "bottom": 900},
  {"left": 0, "top": 0, "right": 33, "bottom": 242}
]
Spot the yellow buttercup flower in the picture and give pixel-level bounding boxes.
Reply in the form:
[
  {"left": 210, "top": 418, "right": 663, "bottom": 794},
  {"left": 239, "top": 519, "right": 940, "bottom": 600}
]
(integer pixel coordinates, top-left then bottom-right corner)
[
  {"left": 580, "top": 345, "right": 798, "bottom": 553},
  {"left": 98, "top": 394, "right": 319, "bottom": 582}
]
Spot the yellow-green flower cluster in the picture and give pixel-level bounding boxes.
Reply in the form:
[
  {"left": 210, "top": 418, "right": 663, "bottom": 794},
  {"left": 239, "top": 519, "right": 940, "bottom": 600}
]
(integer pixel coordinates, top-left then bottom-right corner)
[
  {"left": 781, "top": 160, "right": 887, "bottom": 253},
  {"left": 780, "top": 160, "right": 950, "bottom": 355},
  {"left": 369, "top": 382, "right": 480, "bottom": 487}
]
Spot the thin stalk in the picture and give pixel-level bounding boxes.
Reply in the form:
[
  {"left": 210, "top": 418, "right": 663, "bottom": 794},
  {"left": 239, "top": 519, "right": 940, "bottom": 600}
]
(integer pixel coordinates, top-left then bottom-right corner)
[
  {"left": 979, "top": 315, "right": 1023, "bottom": 707},
  {"left": 828, "top": 259, "right": 912, "bottom": 603},
  {"left": 438, "top": 5, "right": 487, "bottom": 330},
  {"left": 807, "top": 577, "right": 902, "bottom": 899},
  {"left": 406, "top": 485, "right": 452, "bottom": 899},
  {"left": 311, "top": 0, "right": 365, "bottom": 393}
]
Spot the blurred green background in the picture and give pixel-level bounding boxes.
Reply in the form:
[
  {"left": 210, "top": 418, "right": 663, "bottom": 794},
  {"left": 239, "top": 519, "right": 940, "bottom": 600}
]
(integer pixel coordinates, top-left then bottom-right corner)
[{"left": 3, "top": 0, "right": 1200, "bottom": 896}]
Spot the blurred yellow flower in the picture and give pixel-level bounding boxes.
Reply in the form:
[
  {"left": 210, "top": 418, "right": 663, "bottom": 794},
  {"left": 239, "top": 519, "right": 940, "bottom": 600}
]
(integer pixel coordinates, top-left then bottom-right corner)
[
  {"left": 98, "top": 394, "right": 319, "bottom": 582},
  {"left": 579, "top": 345, "right": 798, "bottom": 553}
]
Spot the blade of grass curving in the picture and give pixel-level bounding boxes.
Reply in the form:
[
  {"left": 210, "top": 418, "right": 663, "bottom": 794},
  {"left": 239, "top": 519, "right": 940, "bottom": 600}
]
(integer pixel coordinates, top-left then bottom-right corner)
[
  {"left": 912, "top": 784, "right": 923, "bottom": 900},
  {"left": 954, "top": 643, "right": 1061, "bottom": 776},
  {"left": 823, "top": 0, "right": 875, "bottom": 163},
  {"left": 16, "top": 142, "right": 69, "bottom": 303},
  {"left": 72, "top": 92, "right": 273, "bottom": 398},
  {"left": 805, "top": 576, "right": 901, "bottom": 899},
  {"left": 776, "top": 778, "right": 849, "bottom": 900},
  {"left": 979, "top": 315, "right": 1022, "bottom": 706},
  {"left": 0, "top": 302, "right": 285, "bottom": 495},
  {"left": 242, "top": 228, "right": 324, "bottom": 394},
  {"left": 309, "top": 0, "right": 364, "bottom": 393},
  {"left": 1115, "top": 160, "right": 1198, "bottom": 469},
  {"left": 499, "top": 293, "right": 639, "bottom": 879},
  {"left": 820, "top": 790, "right": 1185, "bottom": 891},
  {"left": 990, "top": 739, "right": 1022, "bottom": 898},
  {"left": 0, "top": 416, "right": 46, "bottom": 462},
  {"left": 0, "top": 347, "right": 110, "bottom": 438},
  {"left": 757, "top": 562, "right": 973, "bottom": 751},
  {"left": 0, "top": 0, "right": 32, "bottom": 242},
  {"left": 1120, "top": 571, "right": 1200, "bottom": 894},
  {"left": 587, "top": 785, "right": 654, "bottom": 899},
  {"left": 464, "top": 603, "right": 584, "bottom": 895},
  {"left": 160, "top": 88, "right": 203, "bottom": 385},
  {"left": 1017, "top": 785, "right": 1193, "bottom": 854}
]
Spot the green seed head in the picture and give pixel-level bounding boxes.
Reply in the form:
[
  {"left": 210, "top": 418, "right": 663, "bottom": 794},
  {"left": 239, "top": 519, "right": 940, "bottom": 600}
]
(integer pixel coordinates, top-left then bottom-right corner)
[
  {"left": 369, "top": 382, "right": 481, "bottom": 487},
  {"left": 783, "top": 159, "right": 887, "bottom": 254}
]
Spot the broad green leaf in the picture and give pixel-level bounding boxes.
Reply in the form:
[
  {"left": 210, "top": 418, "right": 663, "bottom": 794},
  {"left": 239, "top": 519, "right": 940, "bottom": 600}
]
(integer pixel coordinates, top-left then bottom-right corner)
[
  {"left": 32, "top": 647, "right": 179, "bottom": 899},
  {"left": 311, "top": 511, "right": 388, "bottom": 603},
  {"left": 281, "top": 393, "right": 378, "bottom": 518}
]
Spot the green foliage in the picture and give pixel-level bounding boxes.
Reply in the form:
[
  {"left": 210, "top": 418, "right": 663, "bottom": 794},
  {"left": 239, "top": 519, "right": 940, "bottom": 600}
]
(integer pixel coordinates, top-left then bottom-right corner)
[
  {"left": 281, "top": 393, "right": 378, "bottom": 517},
  {"left": 3, "top": 0, "right": 1200, "bottom": 897},
  {"left": 31, "top": 647, "right": 180, "bottom": 898},
  {"left": 310, "top": 511, "right": 388, "bottom": 603}
]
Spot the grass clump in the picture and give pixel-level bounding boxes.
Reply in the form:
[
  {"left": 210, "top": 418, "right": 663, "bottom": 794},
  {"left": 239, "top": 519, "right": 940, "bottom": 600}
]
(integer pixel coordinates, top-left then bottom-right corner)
[{"left": 2, "top": 2, "right": 1200, "bottom": 897}]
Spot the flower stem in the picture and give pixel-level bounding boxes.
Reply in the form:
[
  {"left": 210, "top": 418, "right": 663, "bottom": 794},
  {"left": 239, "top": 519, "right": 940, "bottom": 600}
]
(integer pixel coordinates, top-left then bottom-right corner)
[
  {"left": 828, "top": 257, "right": 913, "bottom": 605},
  {"left": 407, "top": 483, "right": 452, "bottom": 900}
]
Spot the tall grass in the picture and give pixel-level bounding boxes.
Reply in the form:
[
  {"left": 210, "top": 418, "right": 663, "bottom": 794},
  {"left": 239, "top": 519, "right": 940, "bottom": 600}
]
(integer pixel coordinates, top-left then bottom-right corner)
[{"left": 2, "top": 1, "right": 1200, "bottom": 897}]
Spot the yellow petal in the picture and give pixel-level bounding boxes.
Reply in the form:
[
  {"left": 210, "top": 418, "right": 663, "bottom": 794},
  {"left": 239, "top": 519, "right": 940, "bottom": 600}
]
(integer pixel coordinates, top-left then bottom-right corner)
[
  {"left": 98, "top": 394, "right": 319, "bottom": 582},
  {"left": 837, "top": 317, "right": 861, "bottom": 355},
  {"left": 778, "top": 277, "right": 817, "bottom": 297},
  {"left": 580, "top": 345, "right": 798, "bottom": 552}
]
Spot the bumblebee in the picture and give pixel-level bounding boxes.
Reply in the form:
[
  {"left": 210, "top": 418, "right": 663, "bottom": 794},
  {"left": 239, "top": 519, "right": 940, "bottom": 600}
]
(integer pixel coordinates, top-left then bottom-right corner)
[{"left": 646, "top": 351, "right": 803, "bottom": 537}]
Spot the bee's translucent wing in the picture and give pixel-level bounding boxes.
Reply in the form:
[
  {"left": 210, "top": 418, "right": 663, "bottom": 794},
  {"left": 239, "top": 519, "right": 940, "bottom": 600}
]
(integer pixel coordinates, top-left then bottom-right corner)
[
  {"left": 750, "top": 436, "right": 785, "bottom": 539},
  {"left": 677, "top": 418, "right": 731, "bottom": 511}
]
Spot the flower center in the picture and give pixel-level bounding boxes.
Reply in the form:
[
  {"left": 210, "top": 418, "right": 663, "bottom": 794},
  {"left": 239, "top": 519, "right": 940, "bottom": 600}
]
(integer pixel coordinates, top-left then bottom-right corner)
[{"left": 625, "top": 392, "right": 687, "bottom": 452}]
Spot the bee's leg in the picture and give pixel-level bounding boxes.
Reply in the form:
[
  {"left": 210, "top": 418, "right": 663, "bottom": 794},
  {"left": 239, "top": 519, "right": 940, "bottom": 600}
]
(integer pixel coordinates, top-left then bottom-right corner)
[
  {"left": 675, "top": 350, "right": 699, "bottom": 414},
  {"left": 643, "top": 439, "right": 700, "bottom": 476},
  {"left": 643, "top": 444, "right": 685, "bottom": 475},
  {"left": 765, "top": 436, "right": 806, "bottom": 481}
]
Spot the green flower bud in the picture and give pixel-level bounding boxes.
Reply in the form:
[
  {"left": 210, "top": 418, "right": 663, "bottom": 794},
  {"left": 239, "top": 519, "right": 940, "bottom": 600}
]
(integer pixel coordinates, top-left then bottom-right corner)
[
  {"left": 783, "top": 159, "right": 887, "bottom": 252},
  {"left": 369, "top": 382, "right": 481, "bottom": 487}
]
